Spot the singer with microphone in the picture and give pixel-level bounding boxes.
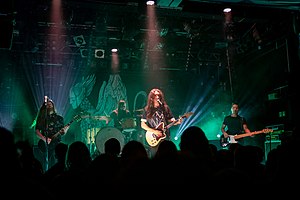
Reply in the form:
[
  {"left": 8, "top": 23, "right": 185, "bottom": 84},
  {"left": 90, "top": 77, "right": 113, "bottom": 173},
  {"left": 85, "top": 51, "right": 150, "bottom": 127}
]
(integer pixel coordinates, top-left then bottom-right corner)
[
  {"left": 34, "top": 96, "right": 66, "bottom": 171},
  {"left": 140, "top": 88, "right": 182, "bottom": 157}
]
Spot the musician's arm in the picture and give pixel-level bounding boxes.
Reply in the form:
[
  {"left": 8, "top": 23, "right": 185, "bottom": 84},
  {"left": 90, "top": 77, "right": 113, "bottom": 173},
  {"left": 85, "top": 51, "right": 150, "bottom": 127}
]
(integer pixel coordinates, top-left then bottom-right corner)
[
  {"left": 243, "top": 124, "right": 253, "bottom": 137},
  {"left": 243, "top": 124, "right": 251, "bottom": 133},
  {"left": 221, "top": 124, "right": 229, "bottom": 138}
]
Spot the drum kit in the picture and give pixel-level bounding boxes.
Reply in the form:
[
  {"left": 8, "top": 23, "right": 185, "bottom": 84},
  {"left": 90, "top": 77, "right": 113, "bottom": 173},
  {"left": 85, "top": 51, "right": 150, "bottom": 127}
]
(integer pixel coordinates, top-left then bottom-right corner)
[
  {"left": 93, "top": 109, "right": 144, "bottom": 154},
  {"left": 94, "top": 118, "right": 138, "bottom": 154},
  {"left": 121, "top": 118, "right": 137, "bottom": 132},
  {"left": 95, "top": 126, "right": 125, "bottom": 154}
]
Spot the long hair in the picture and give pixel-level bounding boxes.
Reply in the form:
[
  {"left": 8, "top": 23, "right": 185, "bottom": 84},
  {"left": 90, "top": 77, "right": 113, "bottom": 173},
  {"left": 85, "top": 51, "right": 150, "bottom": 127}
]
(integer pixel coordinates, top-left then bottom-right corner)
[
  {"left": 145, "top": 88, "right": 167, "bottom": 119},
  {"left": 35, "top": 100, "right": 57, "bottom": 128}
]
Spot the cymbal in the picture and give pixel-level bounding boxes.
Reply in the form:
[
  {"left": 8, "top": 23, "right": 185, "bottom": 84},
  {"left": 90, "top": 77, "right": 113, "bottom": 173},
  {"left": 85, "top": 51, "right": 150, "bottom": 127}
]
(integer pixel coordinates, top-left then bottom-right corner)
[
  {"left": 81, "top": 115, "right": 111, "bottom": 121},
  {"left": 134, "top": 109, "right": 144, "bottom": 112},
  {"left": 93, "top": 116, "right": 110, "bottom": 120}
]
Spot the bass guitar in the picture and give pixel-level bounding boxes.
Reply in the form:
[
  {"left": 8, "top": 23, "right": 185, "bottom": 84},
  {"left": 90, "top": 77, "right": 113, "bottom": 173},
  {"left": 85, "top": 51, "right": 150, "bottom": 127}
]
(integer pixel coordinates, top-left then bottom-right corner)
[
  {"left": 38, "top": 114, "right": 82, "bottom": 152},
  {"left": 220, "top": 128, "right": 273, "bottom": 147},
  {"left": 145, "top": 112, "right": 194, "bottom": 147}
]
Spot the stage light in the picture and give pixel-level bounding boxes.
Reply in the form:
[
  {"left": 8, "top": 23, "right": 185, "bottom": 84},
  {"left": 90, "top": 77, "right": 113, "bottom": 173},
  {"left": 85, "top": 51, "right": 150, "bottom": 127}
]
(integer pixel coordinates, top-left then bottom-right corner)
[
  {"left": 73, "top": 35, "right": 86, "bottom": 47},
  {"left": 146, "top": 1, "right": 155, "bottom": 6},
  {"left": 95, "top": 49, "right": 105, "bottom": 58},
  {"left": 80, "top": 49, "right": 88, "bottom": 58},
  {"left": 111, "top": 48, "right": 118, "bottom": 53},
  {"left": 223, "top": 8, "right": 235, "bottom": 41},
  {"left": 223, "top": 8, "right": 231, "bottom": 13},
  {"left": 223, "top": 8, "right": 232, "bottom": 24}
]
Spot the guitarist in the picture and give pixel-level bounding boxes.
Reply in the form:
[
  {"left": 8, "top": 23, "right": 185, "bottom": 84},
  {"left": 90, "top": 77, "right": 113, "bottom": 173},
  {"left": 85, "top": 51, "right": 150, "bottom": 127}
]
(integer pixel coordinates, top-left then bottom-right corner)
[
  {"left": 35, "top": 97, "right": 68, "bottom": 170},
  {"left": 140, "top": 88, "right": 182, "bottom": 157},
  {"left": 221, "top": 102, "right": 251, "bottom": 147}
]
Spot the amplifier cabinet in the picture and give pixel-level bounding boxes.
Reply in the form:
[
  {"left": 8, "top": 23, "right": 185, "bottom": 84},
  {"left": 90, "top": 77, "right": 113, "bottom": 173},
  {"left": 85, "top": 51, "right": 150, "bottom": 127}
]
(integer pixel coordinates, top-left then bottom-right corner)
[{"left": 264, "top": 140, "right": 281, "bottom": 161}]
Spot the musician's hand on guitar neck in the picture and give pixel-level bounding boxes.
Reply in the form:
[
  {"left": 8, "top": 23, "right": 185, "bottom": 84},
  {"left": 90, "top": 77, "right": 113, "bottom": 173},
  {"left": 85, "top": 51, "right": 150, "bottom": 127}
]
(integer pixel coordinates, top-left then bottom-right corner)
[
  {"left": 174, "top": 118, "right": 183, "bottom": 125},
  {"left": 61, "top": 125, "right": 70, "bottom": 135}
]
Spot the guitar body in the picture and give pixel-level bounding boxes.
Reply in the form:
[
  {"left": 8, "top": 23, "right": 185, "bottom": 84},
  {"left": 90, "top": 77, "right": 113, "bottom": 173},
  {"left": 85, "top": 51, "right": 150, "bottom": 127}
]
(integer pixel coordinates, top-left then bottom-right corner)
[
  {"left": 38, "top": 114, "right": 82, "bottom": 153},
  {"left": 220, "top": 135, "right": 238, "bottom": 147},
  {"left": 38, "top": 137, "right": 60, "bottom": 153},
  {"left": 145, "top": 112, "right": 194, "bottom": 147},
  {"left": 145, "top": 123, "right": 166, "bottom": 147}
]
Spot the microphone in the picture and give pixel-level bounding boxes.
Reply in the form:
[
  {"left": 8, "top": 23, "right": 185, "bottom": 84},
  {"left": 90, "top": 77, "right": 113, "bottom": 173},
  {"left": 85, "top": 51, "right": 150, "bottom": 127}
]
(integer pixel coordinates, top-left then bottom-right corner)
[{"left": 157, "top": 98, "right": 163, "bottom": 106}]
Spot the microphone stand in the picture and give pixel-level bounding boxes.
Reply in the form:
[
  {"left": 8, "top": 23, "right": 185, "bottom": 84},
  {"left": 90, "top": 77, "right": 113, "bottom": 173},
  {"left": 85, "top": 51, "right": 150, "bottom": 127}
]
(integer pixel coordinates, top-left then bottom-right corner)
[{"left": 43, "top": 99, "right": 49, "bottom": 171}]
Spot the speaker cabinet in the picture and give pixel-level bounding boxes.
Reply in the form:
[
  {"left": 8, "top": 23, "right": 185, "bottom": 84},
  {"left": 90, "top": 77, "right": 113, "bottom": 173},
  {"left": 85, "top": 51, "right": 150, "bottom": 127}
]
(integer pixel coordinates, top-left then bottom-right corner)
[{"left": 264, "top": 140, "right": 281, "bottom": 161}]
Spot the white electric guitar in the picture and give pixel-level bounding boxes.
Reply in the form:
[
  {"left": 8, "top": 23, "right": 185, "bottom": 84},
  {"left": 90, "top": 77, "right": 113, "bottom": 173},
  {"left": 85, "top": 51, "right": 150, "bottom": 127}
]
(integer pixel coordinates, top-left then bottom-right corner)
[
  {"left": 145, "top": 112, "right": 193, "bottom": 147},
  {"left": 220, "top": 128, "right": 273, "bottom": 147}
]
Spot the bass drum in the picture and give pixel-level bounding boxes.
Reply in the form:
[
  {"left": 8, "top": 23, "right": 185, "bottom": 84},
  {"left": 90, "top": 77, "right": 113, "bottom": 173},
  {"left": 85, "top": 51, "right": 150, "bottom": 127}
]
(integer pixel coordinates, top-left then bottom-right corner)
[{"left": 95, "top": 126, "right": 124, "bottom": 154}]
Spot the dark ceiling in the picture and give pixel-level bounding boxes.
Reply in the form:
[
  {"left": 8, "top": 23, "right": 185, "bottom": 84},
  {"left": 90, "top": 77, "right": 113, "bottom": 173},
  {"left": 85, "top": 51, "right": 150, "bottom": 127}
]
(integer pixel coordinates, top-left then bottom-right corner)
[
  {"left": 2, "top": 0, "right": 299, "bottom": 66},
  {"left": 0, "top": 0, "right": 299, "bottom": 101}
]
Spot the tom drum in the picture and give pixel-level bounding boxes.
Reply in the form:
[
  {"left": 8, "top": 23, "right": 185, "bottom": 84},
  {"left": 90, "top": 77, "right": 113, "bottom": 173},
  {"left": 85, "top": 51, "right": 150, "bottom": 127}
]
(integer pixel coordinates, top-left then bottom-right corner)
[
  {"left": 121, "top": 118, "right": 137, "bottom": 132},
  {"left": 95, "top": 126, "right": 124, "bottom": 154}
]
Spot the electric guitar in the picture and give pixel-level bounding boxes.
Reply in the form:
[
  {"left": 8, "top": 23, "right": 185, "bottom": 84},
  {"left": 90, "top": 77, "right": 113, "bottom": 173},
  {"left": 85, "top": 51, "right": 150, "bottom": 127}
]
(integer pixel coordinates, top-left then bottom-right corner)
[
  {"left": 220, "top": 128, "right": 273, "bottom": 147},
  {"left": 38, "top": 114, "right": 82, "bottom": 152},
  {"left": 145, "top": 112, "right": 194, "bottom": 147}
]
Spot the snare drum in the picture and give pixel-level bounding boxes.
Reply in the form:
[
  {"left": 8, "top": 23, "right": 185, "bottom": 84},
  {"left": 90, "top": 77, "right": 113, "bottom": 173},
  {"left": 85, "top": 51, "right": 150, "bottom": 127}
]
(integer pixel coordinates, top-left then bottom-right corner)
[
  {"left": 95, "top": 126, "right": 124, "bottom": 154},
  {"left": 121, "top": 118, "right": 137, "bottom": 132}
]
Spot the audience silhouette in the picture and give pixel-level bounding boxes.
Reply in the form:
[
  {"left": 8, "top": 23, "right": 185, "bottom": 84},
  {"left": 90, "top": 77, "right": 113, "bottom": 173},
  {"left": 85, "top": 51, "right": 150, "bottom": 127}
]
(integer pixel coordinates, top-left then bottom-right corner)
[
  {"left": 42, "top": 142, "right": 68, "bottom": 186},
  {"left": 1, "top": 123, "right": 299, "bottom": 198}
]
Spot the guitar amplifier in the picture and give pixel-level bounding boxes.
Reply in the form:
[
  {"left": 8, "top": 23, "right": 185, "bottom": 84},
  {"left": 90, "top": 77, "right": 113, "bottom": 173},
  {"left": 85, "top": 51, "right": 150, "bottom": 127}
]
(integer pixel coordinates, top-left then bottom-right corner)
[
  {"left": 266, "top": 124, "right": 284, "bottom": 134},
  {"left": 264, "top": 140, "right": 281, "bottom": 161},
  {"left": 265, "top": 134, "right": 280, "bottom": 141},
  {"left": 265, "top": 124, "right": 284, "bottom": 143}
]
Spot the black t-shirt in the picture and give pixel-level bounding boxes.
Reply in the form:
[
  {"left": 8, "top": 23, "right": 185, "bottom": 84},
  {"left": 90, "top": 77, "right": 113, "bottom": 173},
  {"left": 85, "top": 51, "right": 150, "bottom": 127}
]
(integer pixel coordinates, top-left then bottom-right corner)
[
  {"left": 36, "top": 113, "right": 64, "bottom": 153},
  {"left": 223, "top": 115, "right": 246, "bottom": 135},
  {"left": 142, "top": 105, "right": 174, "bottom": 139},
  {"left": 110, "top": 109, "right": 131, "bottom": 130},
  {"left": 36, "top": 113, "right": 64, "bottom": 139}
]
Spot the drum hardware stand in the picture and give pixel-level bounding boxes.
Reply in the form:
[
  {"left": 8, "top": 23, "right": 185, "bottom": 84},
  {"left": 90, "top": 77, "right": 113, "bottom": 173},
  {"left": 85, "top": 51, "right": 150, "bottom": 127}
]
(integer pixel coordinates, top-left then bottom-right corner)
[
  {"left": 89, "top": 126, "right": 97, "bottom": 155},
  {"left": 124, "top": 131, "right": 132, "bottom": 143},
  {"left": 122, "top": 129, "right": 136, "bottom": 144},
  {"left": 44, "top": 130, "right": 49, "bottom": 171}
]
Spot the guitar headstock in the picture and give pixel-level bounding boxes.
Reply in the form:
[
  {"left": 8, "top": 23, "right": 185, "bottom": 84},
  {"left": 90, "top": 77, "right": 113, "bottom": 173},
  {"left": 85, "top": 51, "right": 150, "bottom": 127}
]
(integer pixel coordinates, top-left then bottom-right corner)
[
  {"left": 73, "top": 115, "right": 82, "bottom": 122},
  {"left": 263, "top": 128, "right": 273, "bottom": 133}
]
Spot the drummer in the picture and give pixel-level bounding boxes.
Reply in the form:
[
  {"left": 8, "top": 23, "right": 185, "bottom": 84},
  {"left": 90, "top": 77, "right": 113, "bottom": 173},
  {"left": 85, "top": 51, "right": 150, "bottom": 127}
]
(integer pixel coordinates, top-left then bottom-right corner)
[{"left": 110, "top": 99, "right": 132, "bottom": 132}]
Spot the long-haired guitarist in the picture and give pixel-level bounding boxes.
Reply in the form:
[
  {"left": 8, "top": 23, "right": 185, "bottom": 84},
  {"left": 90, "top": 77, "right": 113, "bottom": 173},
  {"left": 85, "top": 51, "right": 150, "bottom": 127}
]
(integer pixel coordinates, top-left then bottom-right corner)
[
  {"left": 34, "top": 96, "right": 67, "bottom": 170},
  {"left": 140, "top": 88, "right": 182, "bottom": 157},
  {"left": 220, "top": 102, "right": 251, "bottom": 146}
]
